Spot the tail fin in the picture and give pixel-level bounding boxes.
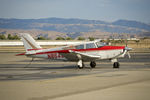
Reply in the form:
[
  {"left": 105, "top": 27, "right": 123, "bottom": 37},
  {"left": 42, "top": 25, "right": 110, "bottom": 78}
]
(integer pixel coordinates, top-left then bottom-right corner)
[{"left": 20, "top": 33, "right": 42, "bottom": 52}]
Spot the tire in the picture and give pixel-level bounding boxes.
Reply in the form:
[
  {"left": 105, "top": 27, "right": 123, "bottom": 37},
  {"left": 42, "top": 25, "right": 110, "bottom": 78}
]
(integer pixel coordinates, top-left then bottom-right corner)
[
  {"left": 78, "top": 65, "right": 83, "bottom": 69},
  {"left": 113, "top": 62, "right": 120, "bottom": 68},
  {"left": 90, "top": 61, "right": 96, "bottom": 68},
  {"left": 78, "top": 63, "right": 84, "bottom": 69}
]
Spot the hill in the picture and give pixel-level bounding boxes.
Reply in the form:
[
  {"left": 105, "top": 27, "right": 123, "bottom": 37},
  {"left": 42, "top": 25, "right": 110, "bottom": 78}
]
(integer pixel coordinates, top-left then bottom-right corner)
[
  {"left": 0, "top": 18, "right": 150, "bottom": 39},
  {"left": 112, "top": 19, "right": 150, "bottom": 31}
]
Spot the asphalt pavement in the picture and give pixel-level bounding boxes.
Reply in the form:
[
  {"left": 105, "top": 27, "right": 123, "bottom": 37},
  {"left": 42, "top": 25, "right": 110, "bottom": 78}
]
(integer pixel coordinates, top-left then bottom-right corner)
[{"left": 0, "top": 53, "right": 150, "bottom": 100}]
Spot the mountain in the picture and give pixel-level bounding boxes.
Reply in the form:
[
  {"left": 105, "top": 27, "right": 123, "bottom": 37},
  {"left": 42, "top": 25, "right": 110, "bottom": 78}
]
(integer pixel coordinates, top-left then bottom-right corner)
[
  {"left": 0, "top": 18, "right": 149, "bottom": 32},
  {"left": 0, "top": 17, "right": 108, "bottom": 28},
  {"left": 0, "top": 18, "right": 150, "bottom": 39},
  {"left": 112, "top": 19, "right": 150, "bottom": 31}
]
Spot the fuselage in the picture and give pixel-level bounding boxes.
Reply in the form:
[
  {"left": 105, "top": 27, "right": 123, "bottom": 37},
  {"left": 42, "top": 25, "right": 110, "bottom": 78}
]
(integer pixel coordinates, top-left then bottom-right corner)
[{"left": 27, "top": 44, "right": 125, "bottom": 62}]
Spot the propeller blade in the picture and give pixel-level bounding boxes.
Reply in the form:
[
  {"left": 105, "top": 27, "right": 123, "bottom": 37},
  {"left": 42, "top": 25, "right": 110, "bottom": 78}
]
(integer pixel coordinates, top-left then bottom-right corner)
[{"left": 127, "top": 51, "right": 131, "bottom": 59}]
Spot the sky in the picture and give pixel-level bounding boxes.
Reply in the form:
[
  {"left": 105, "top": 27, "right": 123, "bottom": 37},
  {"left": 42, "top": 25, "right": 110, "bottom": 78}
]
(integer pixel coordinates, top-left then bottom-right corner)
[{"left": 0, "top": 0, "right": 150, "bottom": 23}]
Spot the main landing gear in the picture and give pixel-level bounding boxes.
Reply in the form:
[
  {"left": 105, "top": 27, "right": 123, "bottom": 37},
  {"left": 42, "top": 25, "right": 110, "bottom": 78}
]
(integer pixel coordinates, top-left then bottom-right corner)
[
  {"left": 111, "top": 59, "right": 120, "bottom": 68},
  {"left": 90, "top": 61, "right": 96, "bottom": 68},
  {"left": 77, "top": 60, "right": 96, "bottom": 69},
  {"left": 77, "top": 54, "right": 96, "bottom": 69},
  {"left": 77, "top": 60, "right": 84, "bottom": 69}
]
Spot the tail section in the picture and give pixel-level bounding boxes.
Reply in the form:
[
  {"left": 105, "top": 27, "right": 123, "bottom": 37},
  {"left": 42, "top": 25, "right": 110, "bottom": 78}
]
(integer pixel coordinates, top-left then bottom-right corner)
[{"left": 20, "top": 33, "right": 42, "bottom": 52}]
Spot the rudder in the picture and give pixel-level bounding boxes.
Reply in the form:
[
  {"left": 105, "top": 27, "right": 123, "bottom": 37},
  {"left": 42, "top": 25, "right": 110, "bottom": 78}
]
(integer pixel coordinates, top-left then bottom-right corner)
[{"left": 20, "top": 33, "right": 42, "bottom": 52}]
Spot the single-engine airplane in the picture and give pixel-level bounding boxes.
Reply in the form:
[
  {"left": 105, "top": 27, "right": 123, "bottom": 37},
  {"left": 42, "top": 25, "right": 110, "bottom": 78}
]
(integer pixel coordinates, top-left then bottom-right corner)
[{"left": 16, "top": 33, "right": 132, "bottom": 69}]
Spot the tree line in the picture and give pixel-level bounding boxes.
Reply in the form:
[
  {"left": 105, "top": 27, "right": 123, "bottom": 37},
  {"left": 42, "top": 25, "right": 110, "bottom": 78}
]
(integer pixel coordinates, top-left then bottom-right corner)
[
  {"left": 0, "top": 34, "right": 95, "bottom": 41},
  {"left": 0, "top": 34, "right": 20, "bottom": 40},
  {"left": 46, "top": 36, "right": 94, "bottom": 41}
]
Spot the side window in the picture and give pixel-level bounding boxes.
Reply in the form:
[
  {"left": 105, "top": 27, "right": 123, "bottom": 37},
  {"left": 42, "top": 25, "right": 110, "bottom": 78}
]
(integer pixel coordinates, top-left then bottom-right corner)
[
  {"left": 75, "top": 45, "right": 84, "bottom": 49},
  {"left": 96, "top": 42, "right": 106, "bottom": 47},
  {"left": 86, "top": 43, "right": 96, "bottom": 49}
]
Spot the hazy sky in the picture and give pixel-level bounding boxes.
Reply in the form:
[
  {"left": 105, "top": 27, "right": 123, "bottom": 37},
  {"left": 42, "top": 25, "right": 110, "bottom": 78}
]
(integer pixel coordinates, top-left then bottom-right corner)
[{"left": 0, "top": 0, "right": 150, "bottom": 23}]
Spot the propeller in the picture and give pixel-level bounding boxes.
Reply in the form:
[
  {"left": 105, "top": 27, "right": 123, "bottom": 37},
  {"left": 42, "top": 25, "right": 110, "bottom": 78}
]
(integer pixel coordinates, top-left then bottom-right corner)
[
  {"left": 124, "top": 38, "right": 132, "bottom": 58},
  {"left": 125, "top": 46, "right": 132, "bottom": 59},
  {"left": 127, "top": 51, "right": 131, "bottom": 58}
]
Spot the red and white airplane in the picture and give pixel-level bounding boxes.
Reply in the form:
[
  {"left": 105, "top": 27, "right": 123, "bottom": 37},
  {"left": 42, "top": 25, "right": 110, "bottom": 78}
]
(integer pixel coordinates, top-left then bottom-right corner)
[{"left": 16, "top": 33, "right": 132, "bottom": 69}]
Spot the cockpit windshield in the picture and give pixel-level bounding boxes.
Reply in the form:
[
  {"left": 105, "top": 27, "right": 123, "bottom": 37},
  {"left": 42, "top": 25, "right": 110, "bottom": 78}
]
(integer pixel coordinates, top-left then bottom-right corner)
[{"left": 96, "top": 41, "right": 106, "bottom": 48}]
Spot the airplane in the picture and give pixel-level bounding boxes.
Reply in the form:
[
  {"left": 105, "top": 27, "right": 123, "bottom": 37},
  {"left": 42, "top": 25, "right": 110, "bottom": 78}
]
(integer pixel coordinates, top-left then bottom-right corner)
[{"left": 16, "top": 33, "right": 132, "bottom": 69}]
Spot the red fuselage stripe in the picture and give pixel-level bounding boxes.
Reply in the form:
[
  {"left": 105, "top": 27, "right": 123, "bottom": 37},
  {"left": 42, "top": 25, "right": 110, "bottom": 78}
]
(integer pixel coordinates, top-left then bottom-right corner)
[{"left": 34, "top": 46, "right": 125, "bottom": 55}]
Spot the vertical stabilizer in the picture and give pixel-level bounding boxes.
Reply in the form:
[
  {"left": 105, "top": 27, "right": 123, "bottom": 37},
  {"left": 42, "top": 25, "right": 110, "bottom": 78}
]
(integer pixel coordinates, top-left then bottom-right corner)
[{"left": 20, "top": 33, "right": 42, "bottom": 52}]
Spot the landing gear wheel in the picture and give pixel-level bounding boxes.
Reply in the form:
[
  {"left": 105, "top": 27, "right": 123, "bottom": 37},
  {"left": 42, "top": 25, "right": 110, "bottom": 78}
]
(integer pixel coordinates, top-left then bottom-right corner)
[
  {"left": 78, "top": 63, "right": 84, "bottom": 69},
  {"left": 90, "top": 61, "right": 96, "bottom": 68},
  {"left": 113, "top": 62, "right": 120, "bottom": 68}
]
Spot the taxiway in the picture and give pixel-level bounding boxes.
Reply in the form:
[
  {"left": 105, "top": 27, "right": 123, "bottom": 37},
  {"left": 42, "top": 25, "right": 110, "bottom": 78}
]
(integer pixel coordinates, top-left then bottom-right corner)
[{"left": 0, "top": 53, "right": 150, "bottom": 100}]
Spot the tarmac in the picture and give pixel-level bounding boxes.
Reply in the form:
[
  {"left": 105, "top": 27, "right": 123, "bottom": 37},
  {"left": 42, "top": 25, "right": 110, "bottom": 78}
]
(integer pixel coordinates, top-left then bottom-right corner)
[{"left": 0, "top": 53, "right": 150, "bottom": 100}]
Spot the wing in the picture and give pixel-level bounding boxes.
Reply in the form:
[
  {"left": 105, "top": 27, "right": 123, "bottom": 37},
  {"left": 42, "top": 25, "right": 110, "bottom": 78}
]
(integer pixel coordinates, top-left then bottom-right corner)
[{"left": 61, "top": 50, "right": 101, "bottom": 61}]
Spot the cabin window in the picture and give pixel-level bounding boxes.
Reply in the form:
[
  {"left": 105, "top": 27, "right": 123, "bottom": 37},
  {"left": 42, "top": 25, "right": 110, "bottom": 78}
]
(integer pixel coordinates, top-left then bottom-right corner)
[
  {"left": 86, "top": 43, "right": 96, "bottom": 49},
  {"left": 75, "top": 45, "right": 84, "bottom": 49},
  {"left": 96, "top": 42, "right": 106, "bottom": 47}
]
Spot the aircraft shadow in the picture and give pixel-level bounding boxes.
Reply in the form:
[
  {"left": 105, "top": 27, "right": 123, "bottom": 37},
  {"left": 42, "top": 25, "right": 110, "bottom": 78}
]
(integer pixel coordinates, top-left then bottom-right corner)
[{"left": 0, "top": 64, "right": 76, "bottom": 70}]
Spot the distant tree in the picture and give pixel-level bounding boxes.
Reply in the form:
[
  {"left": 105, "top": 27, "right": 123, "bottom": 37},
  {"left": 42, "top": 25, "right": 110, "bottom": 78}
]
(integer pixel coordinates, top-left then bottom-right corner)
[
  {"left": 88, "top": 37, "right": 95, "bottom": 41},
  {"left": 37, "top": 36, "right": 46, "bottom": 40},
  {"left": 56, "top": 37, "right": 65, "bottom": 40},
  {"left": 66, "top": 37, "right": 73, "bottom": 40},
  {"left": 7, "top": 34, "right": 20, "bottom": 40},
  {"left": 7, "top": 34, "right": 13, "bottom": 40},
  {"left": 101, "top": 40, "right": 105, "bottom": 42},
  {"left": 106, "top": 38, "right": 110, "bottom": 44},
  {"left": 143, "top": 37, "right": 150, "bottom": 39},
  {"left": 13, "top": 35, "right": 20, "bottom": 40},
  {"left": 0, "top": 34, "right": 6, "bottom": 40},
  {"left": 77, "top": 37, "right": 85, "bottom": 40},
  {"left": 135, "top": 40, "right": 140, "bottom": 46},
  {"left": 120, "top": 39, "right": 125, "bottom": 43}
]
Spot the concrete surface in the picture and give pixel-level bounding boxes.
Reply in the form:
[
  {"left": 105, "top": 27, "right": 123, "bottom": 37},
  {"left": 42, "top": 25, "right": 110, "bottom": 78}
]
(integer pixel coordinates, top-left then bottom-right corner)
[{"left": 0, "top": 53, "right": 150, "bottom": 100}]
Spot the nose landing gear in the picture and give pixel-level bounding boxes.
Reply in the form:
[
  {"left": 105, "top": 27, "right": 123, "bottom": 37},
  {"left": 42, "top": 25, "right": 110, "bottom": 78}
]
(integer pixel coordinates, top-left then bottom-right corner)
[
  {"left": 113, "top": 62, "right": 120, "bottom": 68},
  {"left": 111, "top": 59, "right": 120, "bottom": 68}
]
